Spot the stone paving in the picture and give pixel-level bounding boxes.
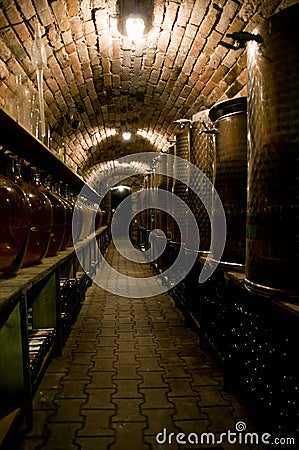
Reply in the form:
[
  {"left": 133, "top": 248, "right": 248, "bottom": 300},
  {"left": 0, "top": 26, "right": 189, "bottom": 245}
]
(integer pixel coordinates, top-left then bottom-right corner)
[{"left": 10, "top": 244, "right": 262, "bottom": 450}]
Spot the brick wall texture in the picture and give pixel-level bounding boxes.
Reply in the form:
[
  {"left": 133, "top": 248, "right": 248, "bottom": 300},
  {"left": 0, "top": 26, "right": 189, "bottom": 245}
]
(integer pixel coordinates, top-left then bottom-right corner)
[{"left": 0, "top": 0, "right": 296, "bottom": 180}]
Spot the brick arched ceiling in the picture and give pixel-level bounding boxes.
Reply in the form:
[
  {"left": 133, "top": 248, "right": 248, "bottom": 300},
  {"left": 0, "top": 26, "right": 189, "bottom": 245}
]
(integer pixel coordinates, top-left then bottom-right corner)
[{"left": 0, "top": 0, "right": 296, "bottom": 181}]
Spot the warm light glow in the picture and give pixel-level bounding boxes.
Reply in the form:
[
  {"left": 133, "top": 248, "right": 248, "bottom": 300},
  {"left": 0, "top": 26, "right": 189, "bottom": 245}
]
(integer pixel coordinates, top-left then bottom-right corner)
[
  {"left": 125, "top": 17, "right": 145, "bottom": 43},
  {"left": 122, "top": 130, "right": 132, "bottom": 141}
]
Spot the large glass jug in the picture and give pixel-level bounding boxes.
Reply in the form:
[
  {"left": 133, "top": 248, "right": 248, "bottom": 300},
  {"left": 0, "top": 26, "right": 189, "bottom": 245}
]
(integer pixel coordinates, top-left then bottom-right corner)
[
  {"left": 8, "top": 157, "right": 53, "bottom": 267},
  {"left": 0, "top": 164, "right": 31, "bottom": 277},
  {"left": 32, "top": 171, "right": 66, "bottom": 257}
]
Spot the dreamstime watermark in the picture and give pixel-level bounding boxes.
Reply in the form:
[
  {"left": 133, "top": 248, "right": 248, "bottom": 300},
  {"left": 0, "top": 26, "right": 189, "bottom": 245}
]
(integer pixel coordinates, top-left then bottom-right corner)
[
  {"left": 155, "top": 421, "right": 296, "bottom": 446},
  {"left": 73, "top": 152, "right": 226, "bottom": 297}
]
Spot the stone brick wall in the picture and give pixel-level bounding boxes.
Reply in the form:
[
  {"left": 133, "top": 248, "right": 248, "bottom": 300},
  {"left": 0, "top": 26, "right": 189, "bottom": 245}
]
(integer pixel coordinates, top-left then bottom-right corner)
[{"left": 0, "top": 0, "right": 296, "bottom": 179}]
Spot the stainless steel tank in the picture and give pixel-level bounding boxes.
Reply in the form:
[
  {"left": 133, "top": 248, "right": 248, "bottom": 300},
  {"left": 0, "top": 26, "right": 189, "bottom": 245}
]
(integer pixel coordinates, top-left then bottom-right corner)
[
  {"left": 209, "top": 97, "right": 247, "bottom": 269},
  {"left": 187, "top": 109, "right": 214, "bottom": 253},
  {"left": 167, "top": 145, "right": 175, "bottom": 240},
  {"left": 246, "top": 4, "right": 299, "bottom": 298},
  {"left": 154, "top": 153, "right": 168, "bottom": 234},
  {"left": 171, "top": 127, "right": 190, "bottom": 245}
]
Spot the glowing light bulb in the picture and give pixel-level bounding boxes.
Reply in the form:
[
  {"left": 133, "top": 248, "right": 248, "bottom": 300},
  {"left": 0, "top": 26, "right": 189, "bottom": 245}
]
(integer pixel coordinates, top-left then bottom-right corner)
[
  {"left": 125, "top": 17, "right": 145, "bottom": 43},
  {"left": 122, "top": 130, "right": 131, "bottom": 141}
]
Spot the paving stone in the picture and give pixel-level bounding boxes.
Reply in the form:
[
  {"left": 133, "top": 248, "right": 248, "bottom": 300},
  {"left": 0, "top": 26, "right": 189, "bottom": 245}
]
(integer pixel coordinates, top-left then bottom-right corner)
[
  {"left": 115, "top": 351, "right": 137, "bottom": 365},
  {"left": 75, "top": 332, "right": 99, "bottom": 341},
  {"left": 137, "top": 357, "right": 163, "bottom": 372},
  {"left": 197, "top": 386, "right": 231, "bottom": 407},
  {"left": 50, "top": 399, "right": 85, "bottom": 422},
  {"left": 83, "top": 388, "right": 116, "bottom": 409},
  {"left": 151, "top": 323, "right": 172, "bottom": 332},
  {"left": 70, "top": 353, "right": 95, "bottom": 366},
  {"left": 78, "top": 410, "right": 115, "bottom": 437},
  {"left": 143, "top": 408, "right": 180, "bottom": 436},
  {"left": 177, "top": 343, "right": 201, "bottom": 356},
  {"left": 141, "top": 388, "right": 172, "bottom": 409},
  {"left": 116, "top": 341, "right": 136, "bottom": 352},
  {"left": 90, "top": 358, "right": 116, "bottom": 372},
  {"left": 136, "top": 336, "right": 156, "bottom": 346},
  {"left": 46, "top": 357, "right": 69, "bottom": 373},
  {"left": 171, "top": 397, "right": 209, "bottom": 421},
  {"left": 113, "top": 364, "right": 142, "bottom": 380},
  {"left": 75, "top": 437, "right": 114, "bottom": 450},
  {"left": 139, "top": 371, "right": 169, "bottom": 388},
  {"left": 181, "top": 356, "right": 206, "bottom": 368},
  {"left": 8, "top": 438, "right": 46, "bottom": 450},
  {"left": 99, "top": 320, "right": 117, "bottom": 327},
  {"left": 111, "top": 398, "right": 146, "bottom": 422},
  {"left": 38, "top": 373, "right": 66, "bottom": 390},
  {"left": 74, "top": 342, "right": 97, "bottom": 352},
  {"left": 134, "top": 326, "right": 153, "bottom": 336},
  {"left": 162, "top": 363, "right": 192, "bottom": 379},
  {"left": 95, "top": 336, "right": 117, "bottom": 346},
  {"left": 63, "top": 366, "right": 91, "bottom": 381},
  {"left": 110, "top": 423, "right": 149, "bottom": 450},
  {"left": 156, "top": 340, "right": 177, "bottom": 350},
  {"left": 46, "top": 423, "right": 82, "bottom": 448},
  {"left": 116, "top": 331, "right": 136, "bottom": 341},
  {"left": 136, "top": 345, "right": 159, "bottom": 357},
  {"left": 32, "top": 389, "right": 57, "bottom": 410},
  {"left": 98, "top": 327, "right": 118, "bottom": 336},
  {"left": 173, "top": 418, "right": 211, "bottom": 436},
  {"left": 92, "top": 346, "right": 117, "bottom": 359},
  {"left": 22, "top": 410, "right": 54, "bottom": 438},
  {"left": 157, "top": 353, "right": 185, "bottom": 367},
  {"left": 13, "top": 244, "right": 261, "bottom": 449},
  {"left": 116, "top": 323, "right": 135, "bottom": 332},
  {"left": 200, "top": 406, "right": 239, "bottom": 433},
  {"left": 167, "top": 379, "right": 199, "bottom": 397},
  {"left": 152, "top": 331, "right": 174, "bottom": 340},
  {"left": 99, "top": 314, "right": 117, "bottom": 321},
  {"left": 73, "top": 336, "right": 97, "bottom": 343},
  {"left": 117, "top": 316, "right": 134, "bottom": 324},
  {"left": 56, "top": 380, "right": 88, "bottom": 399},
  {"left": 189, "top": 368, "right": 221, "bottom": 386},
  {"left": 113, "top": 379, "right": 143, "bottom": 398}
]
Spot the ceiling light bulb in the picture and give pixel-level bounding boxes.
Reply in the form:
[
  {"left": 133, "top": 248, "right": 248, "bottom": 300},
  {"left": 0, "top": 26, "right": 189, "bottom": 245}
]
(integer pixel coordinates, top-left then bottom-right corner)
[
  {"left": 122, "top": 130, "right": 131, "bottom": 141},
  {"left": 125, "top": 17, "right": 145, "bottom": 43}
]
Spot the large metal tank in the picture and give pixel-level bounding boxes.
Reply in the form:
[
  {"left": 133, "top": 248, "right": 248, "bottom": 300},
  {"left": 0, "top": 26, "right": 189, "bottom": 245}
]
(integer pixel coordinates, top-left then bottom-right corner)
[
  {"left": 187, "top": 109, "right": 214, "bottom": 253},
  {"left": 246, "top": 4, "right": 299, "bottom": 298},
  {"left": 209, "top": 97, "right": 247, "bottom": 269},
  {"left": 170, "top": 127, "right": 190, "bottom": 245},
  {"left": 137, "top": 174, "right": 150, "bottom": 248},
  {"left": 166, "top": 145, "right": 175, "bottom": 240},
  {"left": 154, "top": 153, "right": 168, "bottom": 234}
]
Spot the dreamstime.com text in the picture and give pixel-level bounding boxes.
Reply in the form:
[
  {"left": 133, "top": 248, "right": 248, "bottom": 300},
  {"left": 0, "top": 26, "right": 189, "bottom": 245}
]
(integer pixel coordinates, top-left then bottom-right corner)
[{"left": 156, "top": 422, "right": 296, "bottom": 447}]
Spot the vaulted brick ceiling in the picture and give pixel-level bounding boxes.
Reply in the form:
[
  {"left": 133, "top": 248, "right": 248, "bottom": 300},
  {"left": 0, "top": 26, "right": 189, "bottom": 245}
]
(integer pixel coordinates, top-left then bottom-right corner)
[{"left": 0, "top": 0, "right": 296, "bottom": 184}]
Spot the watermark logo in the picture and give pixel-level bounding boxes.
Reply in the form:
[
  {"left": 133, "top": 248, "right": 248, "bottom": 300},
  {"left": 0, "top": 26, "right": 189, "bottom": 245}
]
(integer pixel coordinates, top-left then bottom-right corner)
[
  {"left": 73, "top": 152, "right": 226, "bottom": 297},
  {"left": 156, "top": 421, "right": 296, "bottom": 446}
]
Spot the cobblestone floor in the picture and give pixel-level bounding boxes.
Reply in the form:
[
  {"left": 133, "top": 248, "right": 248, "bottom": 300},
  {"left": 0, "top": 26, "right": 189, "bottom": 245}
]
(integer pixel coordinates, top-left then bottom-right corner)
[{"left": 10, "top": 243, "right": 263, "bottom": 450}]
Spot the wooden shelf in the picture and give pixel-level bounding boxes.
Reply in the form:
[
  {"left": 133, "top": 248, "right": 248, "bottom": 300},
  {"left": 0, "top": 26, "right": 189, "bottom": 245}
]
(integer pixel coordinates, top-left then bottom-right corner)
[
  {"left": 0, "top": 107, "right": 100, "bottom": 201},
  {"left": 0, "top": 227, "right": 108, "bottom": 325},
  {"left": 0, "top": 226, "right": 110, "bottom": 440}
]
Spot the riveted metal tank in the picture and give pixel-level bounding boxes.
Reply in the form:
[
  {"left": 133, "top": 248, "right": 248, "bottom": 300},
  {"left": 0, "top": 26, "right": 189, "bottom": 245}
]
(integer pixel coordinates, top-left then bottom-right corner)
[
  {"left": 246, "top": 4, "right": 299, "bottom": 299},
  {"left": 166, "top": 145, "right": 175, "bottom": 240},
  {"left": 209, "top": 97, "right": 247, "bottom": 269},
  {"left": 170, "top": 127, "right": 190, "bottom": 245},
  {"left": 140, "top": 173, "right": 149, "bottom": 231},
  {"left": 154, "top": 153, "right": 168, "bottom": 235},
  {"left": 187, "top": 109, "right": 214, "bottom": 253}
]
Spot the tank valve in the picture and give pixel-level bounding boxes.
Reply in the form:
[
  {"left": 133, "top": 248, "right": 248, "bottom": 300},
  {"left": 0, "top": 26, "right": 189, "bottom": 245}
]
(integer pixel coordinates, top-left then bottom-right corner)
[
  {"left": 174, "top": 119, "right": 192, "bottom": 129},
  {"left": 219, "top": 31, "right": 263, "bottom": 50},
  {"left": 199, "top": 120, "right": 217, "bottom": 134}
]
